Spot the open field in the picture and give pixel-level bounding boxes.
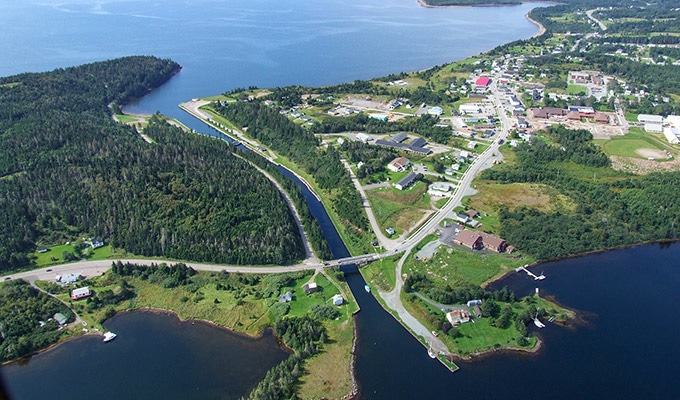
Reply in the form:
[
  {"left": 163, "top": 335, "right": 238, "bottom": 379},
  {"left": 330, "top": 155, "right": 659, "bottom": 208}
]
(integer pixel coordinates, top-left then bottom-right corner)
[
  {"left": 404, "top": 242, "right": 533, "bottom": 287},
  {"left": 601, "top": 132, "right": 669, "bottom": 159},
  {"left": 361, "top": 255, "right": 399, "bottom": 292},
  {"left": 468, "top": 181, "right": 576, "bottom": 215},
  {"left": 366, "top": 181, "right": 431, "bottom": 236}
]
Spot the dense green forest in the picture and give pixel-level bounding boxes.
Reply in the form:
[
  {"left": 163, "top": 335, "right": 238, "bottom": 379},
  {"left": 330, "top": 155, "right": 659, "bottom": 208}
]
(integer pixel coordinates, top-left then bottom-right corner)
[
  {"left": 0, "top": 56, "right": 307, "bottom": 272},
  {"left": 482, "top": 126, "right": 680, "bottom": 260},
  {"left": 0, "top": 280, "right": 73, "bottom": 361},
  {"left": 212, "top": 101, "right": 369, "bottom": 234}
]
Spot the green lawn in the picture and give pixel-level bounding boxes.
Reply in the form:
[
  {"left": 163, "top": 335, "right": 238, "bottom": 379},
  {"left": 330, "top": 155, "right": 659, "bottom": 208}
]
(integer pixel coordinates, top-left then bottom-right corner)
[
  {"left": 361, "top": 255, "right": 399, "bottom": 292},
  {"left": 566, "top": 84, "right": 588, "bottom": 95},
  {"left": 444, "top": 317, "right": 537, "bottom": 356}
]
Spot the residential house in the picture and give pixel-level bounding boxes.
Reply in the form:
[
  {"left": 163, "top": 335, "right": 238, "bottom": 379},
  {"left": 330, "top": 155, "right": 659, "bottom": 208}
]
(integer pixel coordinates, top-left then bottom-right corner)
[
  {"left": 54, "top": 313, "right": 68, "bottom": 325},
  {"left": 279, "top": 291, "right": 293, "bottom": 303},
  {"left": 332, "top": 294, "right": 344, "bottom": 306},
  {"left": 480, "top": 232, "right": 507, "bottom": 252},
  {"left": 446, "top": 309, "right": 471, "bottom": 326},
  {"left": 303, "top": 282, "right": 318, "bottom": 295},
  {"left": 465, "top": 209, "right": 480, "bottom": 219},
  {"left": 388, "top": 157, "right": 411, "bottom": 172},
  {"left": 453, "top": 229, "right": 483, "bottom": 250}
]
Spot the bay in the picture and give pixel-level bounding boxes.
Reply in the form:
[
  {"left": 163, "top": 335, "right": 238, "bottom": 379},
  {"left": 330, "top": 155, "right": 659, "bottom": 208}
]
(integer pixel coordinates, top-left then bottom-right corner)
[{"left": 2, "top": 310, "right": 290, "bottom": 400}]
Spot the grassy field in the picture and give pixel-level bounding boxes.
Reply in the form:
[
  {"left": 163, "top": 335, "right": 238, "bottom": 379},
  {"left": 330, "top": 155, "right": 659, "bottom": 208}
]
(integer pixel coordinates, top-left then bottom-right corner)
[
  {"left": 445, "top": 316, "right": 537, "bottom": 357},
  {"left": 360, "top": 255, "right": 399, "bottom": 292},
  {"left": 601, "top": 132, "right": 670, "bottom": 159},
  {"left": 366, "top": 181, "right": 431, "bottom": 236},
  {"left": 467, "top": 181, "right": 577, "bottom": 217},
  {"left": 404, "top": 242, "right": 533, "bottom": 287},
  {"left": 566, "top": 84, "right": 588, "bottom": 95}
]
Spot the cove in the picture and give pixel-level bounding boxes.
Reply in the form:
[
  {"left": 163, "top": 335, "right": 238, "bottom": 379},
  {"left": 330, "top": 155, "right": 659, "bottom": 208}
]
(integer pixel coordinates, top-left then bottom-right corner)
[{"left": 2, "top": 310, "right": 290, "bottom": 400}]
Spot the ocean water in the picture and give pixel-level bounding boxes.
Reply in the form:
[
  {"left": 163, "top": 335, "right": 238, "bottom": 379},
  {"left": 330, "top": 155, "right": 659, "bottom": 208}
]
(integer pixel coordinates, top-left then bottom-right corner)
[{"left": 0, "top": 0, "right": 542, "bottom": 128}]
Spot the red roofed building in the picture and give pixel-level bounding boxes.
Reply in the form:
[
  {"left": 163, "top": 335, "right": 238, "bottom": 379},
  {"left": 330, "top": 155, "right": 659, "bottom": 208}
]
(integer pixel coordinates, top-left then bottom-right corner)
[{"left": 475, "top": 77, "right": 491, "bottom": 90}]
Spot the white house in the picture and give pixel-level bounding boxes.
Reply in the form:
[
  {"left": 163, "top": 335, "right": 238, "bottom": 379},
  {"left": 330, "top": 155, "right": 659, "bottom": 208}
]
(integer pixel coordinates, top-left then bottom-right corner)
[
  {"left": 332, "top": 294, "right": 344, "bottom": 306},
  {"left": 428, "top": 182, "right": 452, "bottom": 197},
  {"left": 467, "top": 141, "right": 478, "bottom": 149},
  {"left": 637, "top": 114, "right": 663, "bottom": 124},
  {"left": 356, "top": 133, "right": 372, "bottom": 142}
]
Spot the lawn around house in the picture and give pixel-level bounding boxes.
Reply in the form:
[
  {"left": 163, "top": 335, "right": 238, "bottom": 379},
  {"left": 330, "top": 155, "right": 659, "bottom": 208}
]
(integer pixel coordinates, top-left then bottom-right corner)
[{"left": 33, "top": 244, "right": 126, "bottom": 267}]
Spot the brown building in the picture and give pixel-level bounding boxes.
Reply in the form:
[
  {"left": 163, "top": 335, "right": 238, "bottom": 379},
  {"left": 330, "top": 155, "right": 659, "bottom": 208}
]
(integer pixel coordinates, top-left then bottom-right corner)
[{"left": 453, "top": 230, "right": 483, "bottom": 250}]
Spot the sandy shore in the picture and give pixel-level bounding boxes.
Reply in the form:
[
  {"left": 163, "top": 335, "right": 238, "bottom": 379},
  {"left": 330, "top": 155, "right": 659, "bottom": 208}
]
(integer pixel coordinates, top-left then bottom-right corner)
[{"left": 525, "top": 13, "right": 546, "bottom": 37}]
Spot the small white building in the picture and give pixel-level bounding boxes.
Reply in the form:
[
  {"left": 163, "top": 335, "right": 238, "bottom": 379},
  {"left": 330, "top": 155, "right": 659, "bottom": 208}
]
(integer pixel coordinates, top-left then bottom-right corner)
[
  {"left": 638, "top": 114, "right": 663, "bottom": 124},
  {"left": 459, "top": 103, "right": 482, "bottom": 114},
  {"left": 356, "top": 133, "right": 372, "bottom": 142},
  {"left": 663, "top": 127, "right": 680, "bottom": 144},
  {"left": 645, "top": 123, "right": 663, "bottom": 133},
  {"left": 428, "top": 182, "right": 452, "bottom": 197},
  {"left": 467, "top": 141, "right": 478, "bottom": 149},
  {"left": 332, "top": 294, "right": 344, "bottom": 306},
  {"left": 59, "top": 273, "right": 81, "bottom": 284},
  {"left": 71, "top": 286, "right": 91, "bottom": 300}
]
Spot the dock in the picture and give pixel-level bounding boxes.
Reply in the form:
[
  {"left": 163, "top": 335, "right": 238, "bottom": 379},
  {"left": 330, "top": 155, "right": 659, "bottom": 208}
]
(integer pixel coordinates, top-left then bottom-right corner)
[{"left": 516, "top": 265, "right": 545, "bottom": 280}]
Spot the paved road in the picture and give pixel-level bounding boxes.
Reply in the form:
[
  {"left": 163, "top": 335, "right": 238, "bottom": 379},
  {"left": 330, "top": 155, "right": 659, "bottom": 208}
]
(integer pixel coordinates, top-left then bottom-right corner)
[
  {"left": 340, "top": 157, "right": 398, "bottom": 250},
  {"left": 377, "top": 74, "right": 512, "bottom": 354},
  {"left": 586, "top": 9, "right": 607, "bottom": 31},
  {"left": 1, "top": 259, "right": 322, "bottom": 283}
]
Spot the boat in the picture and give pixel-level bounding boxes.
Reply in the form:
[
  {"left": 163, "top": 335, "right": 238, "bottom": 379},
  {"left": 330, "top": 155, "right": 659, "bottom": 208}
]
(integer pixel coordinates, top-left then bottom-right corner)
[
  {"left": 364, "top": 284, "right": 371, "bottom": 293},
  {"left": 533, "top": 318, "right": 545, "bottom": 329},
  {"left": 103, "top": 331, "right": 117, "bottom": 342},
  {"left": 428, "top": 347, "right": 436, "bottom": 359}
]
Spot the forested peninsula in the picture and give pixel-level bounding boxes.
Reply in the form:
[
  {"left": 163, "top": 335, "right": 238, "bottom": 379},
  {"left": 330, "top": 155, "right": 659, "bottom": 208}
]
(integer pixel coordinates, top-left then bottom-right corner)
[{"left": 0, "top": 56, "right": 307, "bottom": 273}]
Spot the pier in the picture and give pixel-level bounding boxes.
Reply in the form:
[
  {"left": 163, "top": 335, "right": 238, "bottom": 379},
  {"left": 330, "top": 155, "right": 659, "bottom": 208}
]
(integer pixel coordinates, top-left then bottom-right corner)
[{"left": 516, "top": 265, "right": 545, "bottom": 280}]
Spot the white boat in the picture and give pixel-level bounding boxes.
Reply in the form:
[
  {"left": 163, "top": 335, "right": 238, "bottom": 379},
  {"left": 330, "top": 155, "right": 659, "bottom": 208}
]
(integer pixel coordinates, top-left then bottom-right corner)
[
  {"left": 364, "top": 284, "right": 371, "bottom": 293},
  {"left": 533, "top": 318, "right": 545, "bottom": 329},
  {"left": 103, "top": 331, "right": 117, "bottom": 342},
  {"left": 427, "top": 344, "right": 436, "bottom": 359}
]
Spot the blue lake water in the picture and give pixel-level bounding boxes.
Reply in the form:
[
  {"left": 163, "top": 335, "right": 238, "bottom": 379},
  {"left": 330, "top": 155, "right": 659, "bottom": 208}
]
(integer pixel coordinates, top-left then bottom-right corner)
[{"left": 6, "top": 1, "right": 679, "bottom": 399}]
